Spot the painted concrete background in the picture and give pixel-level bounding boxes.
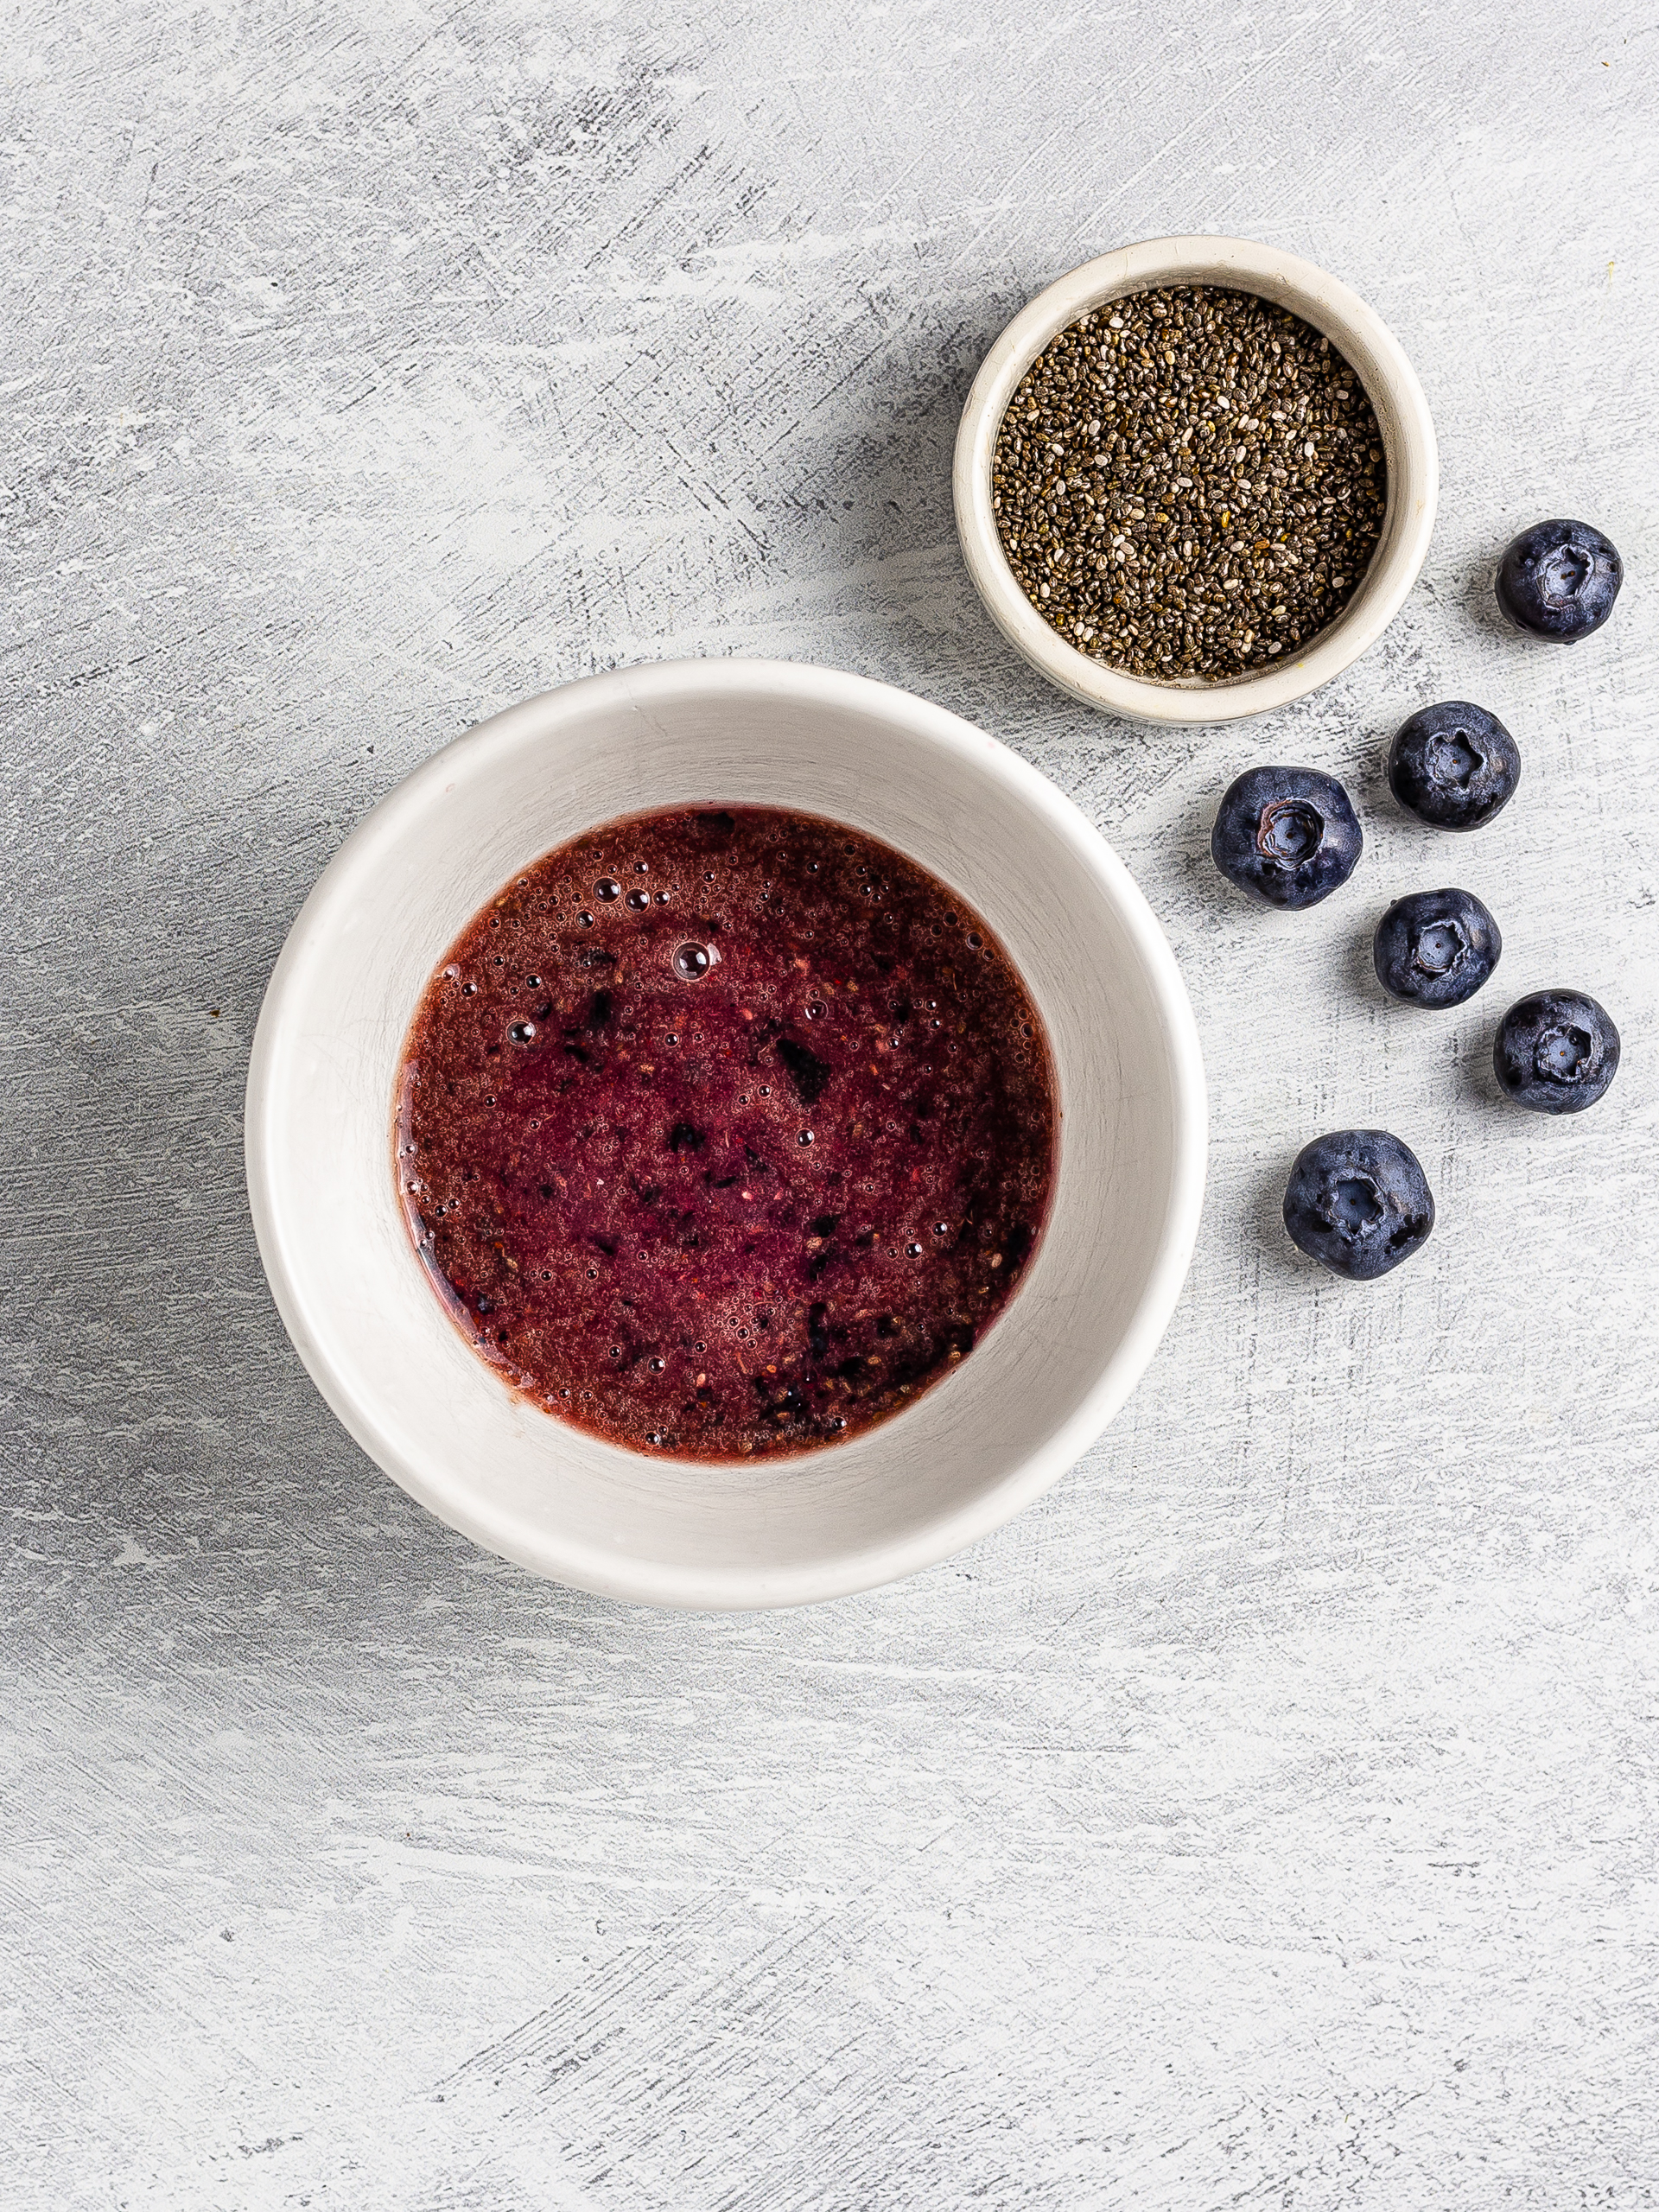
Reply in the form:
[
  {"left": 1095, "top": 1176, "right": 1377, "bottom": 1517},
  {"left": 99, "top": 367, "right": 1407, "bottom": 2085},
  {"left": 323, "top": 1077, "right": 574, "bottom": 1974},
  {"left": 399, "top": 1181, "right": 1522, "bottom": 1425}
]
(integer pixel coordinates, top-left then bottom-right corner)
[{"left": 3, "top": 2, "right": 1657, "bottom": 2205}]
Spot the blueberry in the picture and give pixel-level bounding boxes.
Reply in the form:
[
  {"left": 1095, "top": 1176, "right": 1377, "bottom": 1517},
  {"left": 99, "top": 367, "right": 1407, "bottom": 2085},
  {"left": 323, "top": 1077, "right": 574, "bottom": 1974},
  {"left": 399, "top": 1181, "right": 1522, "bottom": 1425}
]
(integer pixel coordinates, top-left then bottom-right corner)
[
  {"left": 1496, "top": 518, "right": 1623, "bottom": 642},
  {"left": 1373, "top": 887, "right": 1501, "bottom": 1010},
  {"left": 1492, "top": 989, "right": 1619, "bottom": 1115},
  {"left": 1282, "top": 1129, "right": 1435, "bottom": 1281},
  {"left": 1211, "top": 766, "right": 1362, "bottom": 909},
  {"left": 1388, "top": 701, "right": 1520, "bottom": 832}
]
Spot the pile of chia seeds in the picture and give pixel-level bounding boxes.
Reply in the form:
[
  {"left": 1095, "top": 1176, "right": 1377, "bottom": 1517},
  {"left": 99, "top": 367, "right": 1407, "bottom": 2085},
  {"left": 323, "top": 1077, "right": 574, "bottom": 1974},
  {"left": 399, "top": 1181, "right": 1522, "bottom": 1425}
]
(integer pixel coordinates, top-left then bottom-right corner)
[{"left": 990, "top": 284, "right": 1389, "bottom": 681}]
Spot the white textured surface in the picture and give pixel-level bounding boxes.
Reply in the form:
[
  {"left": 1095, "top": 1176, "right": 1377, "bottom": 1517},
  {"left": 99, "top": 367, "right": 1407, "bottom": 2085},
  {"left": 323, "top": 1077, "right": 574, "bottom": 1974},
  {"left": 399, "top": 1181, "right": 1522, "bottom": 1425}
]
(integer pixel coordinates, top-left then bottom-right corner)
[{"left": 3, "top": 3, "right": 1657, "bottom": 2205}]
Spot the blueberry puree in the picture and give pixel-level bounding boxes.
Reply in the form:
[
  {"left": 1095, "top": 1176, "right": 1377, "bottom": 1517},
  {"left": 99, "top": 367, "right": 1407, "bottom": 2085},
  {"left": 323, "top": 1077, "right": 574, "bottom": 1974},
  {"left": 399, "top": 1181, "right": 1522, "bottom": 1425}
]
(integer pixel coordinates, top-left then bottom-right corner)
[{"left": 395, "top": 805, "right": 1057, "bottom": 1459}]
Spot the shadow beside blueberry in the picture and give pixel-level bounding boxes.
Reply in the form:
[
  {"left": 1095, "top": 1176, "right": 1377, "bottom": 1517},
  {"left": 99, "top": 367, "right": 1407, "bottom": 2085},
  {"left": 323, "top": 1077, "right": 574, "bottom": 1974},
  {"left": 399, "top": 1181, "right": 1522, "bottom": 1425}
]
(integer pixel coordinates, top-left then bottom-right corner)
[
  {"left": 1458, "top": 551, "right": 1514, "bottom": 642},
  {"left": 1251, "top": 1142, "right": 1315, "bottom": 1286},
  {"left": 1462, "top": 1016, "right": 1513, "bottom": 1113},
  {"left": 1344, "top": 918, "right": 1381, "bottom": 1007}
]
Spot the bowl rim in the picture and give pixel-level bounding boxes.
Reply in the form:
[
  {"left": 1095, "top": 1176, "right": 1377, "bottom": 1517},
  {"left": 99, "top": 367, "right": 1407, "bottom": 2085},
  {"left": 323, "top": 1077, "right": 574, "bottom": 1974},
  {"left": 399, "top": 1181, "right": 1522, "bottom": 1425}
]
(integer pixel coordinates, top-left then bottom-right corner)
[
  {"left": 953, "top": 233, "right": 1440, "bottom": 725},
  {"left": 245, "top": 658, "right": 1208, "bottom": 1609}
]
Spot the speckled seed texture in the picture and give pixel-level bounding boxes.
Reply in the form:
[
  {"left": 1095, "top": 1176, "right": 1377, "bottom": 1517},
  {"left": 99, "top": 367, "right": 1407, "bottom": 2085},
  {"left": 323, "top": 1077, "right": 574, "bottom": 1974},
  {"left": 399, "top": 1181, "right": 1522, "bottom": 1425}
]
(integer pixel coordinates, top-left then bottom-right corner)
[
  {"left": 991, "top": 287, "right": 1386, "bottom": 676},
  {"left": 3, "top": 5, "right": 1658, "bottom": 2209}
]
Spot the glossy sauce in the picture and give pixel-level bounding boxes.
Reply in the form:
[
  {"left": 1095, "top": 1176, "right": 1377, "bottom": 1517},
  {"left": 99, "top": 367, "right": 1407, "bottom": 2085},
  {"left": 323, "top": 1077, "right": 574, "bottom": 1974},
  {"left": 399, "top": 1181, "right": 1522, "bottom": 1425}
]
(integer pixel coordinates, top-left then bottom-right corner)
[{"left": 395, "top": 805, "right": 1056, "bottom": 1459}]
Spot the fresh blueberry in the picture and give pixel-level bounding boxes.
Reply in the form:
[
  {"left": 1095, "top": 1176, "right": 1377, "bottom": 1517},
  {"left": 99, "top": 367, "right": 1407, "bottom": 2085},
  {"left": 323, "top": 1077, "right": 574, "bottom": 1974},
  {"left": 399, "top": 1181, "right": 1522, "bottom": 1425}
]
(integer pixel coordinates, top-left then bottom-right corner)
[
  {"left": 1373, "top": 887, "right": 1501, "bottom": 1010},
  {"left": 1496, "top": 518, "right": 1623, "bottom": 642},
  {"left": 1492, "top": 989, "right": 1620, "bottom": 1115},
  {"left": 1282, "top": 1129, "right": 1435, "bottom": 1281},
  {"left": 1211, "top": 766, "right": 1362, "bottom": 909},
  {"left": 1388, "top": 701, "right": 1521, "bottom": 832}
]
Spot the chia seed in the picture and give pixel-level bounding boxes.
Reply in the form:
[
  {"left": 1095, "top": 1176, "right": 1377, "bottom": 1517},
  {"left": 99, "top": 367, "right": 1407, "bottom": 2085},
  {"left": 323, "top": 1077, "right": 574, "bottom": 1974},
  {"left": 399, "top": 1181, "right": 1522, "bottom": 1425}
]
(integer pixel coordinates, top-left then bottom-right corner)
[{"left": 991, "top": 284, "right": 1389, "bottom": 681}]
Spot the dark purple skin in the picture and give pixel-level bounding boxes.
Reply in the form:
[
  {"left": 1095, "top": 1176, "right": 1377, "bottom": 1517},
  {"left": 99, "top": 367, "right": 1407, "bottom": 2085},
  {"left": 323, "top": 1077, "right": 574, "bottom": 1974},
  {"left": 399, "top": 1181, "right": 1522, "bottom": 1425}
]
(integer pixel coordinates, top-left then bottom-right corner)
[
  {"left": 396, "top": 805, "right": 1056, "bottom": 1459},
  {"left": 1496, "top": 519, "right": 1623, "bottom": 642},
  {"left": 1388, "top": 702, "right": 1521, "bottom": 833},
  {"left": 1373, "top": 887, "right": 1502, "bottom": 1010},
  {"left": 1492, "top": 989, "right": 1620, "bottom": 1115},
  {"left": 1211, "top": 766, "right": 1363, "bottom": 910},
  {"left": 1282, "top": 1129, "right": 1435, "bottom": 1281}
]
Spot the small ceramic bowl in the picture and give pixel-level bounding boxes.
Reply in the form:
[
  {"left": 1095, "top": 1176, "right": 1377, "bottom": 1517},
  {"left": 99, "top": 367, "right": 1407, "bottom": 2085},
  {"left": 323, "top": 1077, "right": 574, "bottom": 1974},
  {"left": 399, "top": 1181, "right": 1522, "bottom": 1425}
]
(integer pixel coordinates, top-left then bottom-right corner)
[
  {"left": 245, "top": 660, "right": 1205, "bottom": 1611},
  {"left": 954, "top": 234, "right": 1439, "bottom": 724}
]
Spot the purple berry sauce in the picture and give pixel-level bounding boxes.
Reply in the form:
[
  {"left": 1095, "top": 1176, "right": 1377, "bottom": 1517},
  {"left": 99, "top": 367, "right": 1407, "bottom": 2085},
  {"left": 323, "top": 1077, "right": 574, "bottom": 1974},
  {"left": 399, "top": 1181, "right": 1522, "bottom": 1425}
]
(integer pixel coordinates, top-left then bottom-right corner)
[{"left": 394, "top": 805, "right": 1056, "bottom": 1459}]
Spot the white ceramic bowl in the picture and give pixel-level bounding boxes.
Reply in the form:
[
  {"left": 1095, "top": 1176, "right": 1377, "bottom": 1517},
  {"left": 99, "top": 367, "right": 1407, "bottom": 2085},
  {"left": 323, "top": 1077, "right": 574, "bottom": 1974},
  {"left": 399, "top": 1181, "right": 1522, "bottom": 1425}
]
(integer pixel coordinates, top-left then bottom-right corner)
[
  {"left": 245, "top": 660, "right": 1205, "bottom": 1610},
  {"left": 954, "top": 234, "right": 1439, "bottom": 724}
]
